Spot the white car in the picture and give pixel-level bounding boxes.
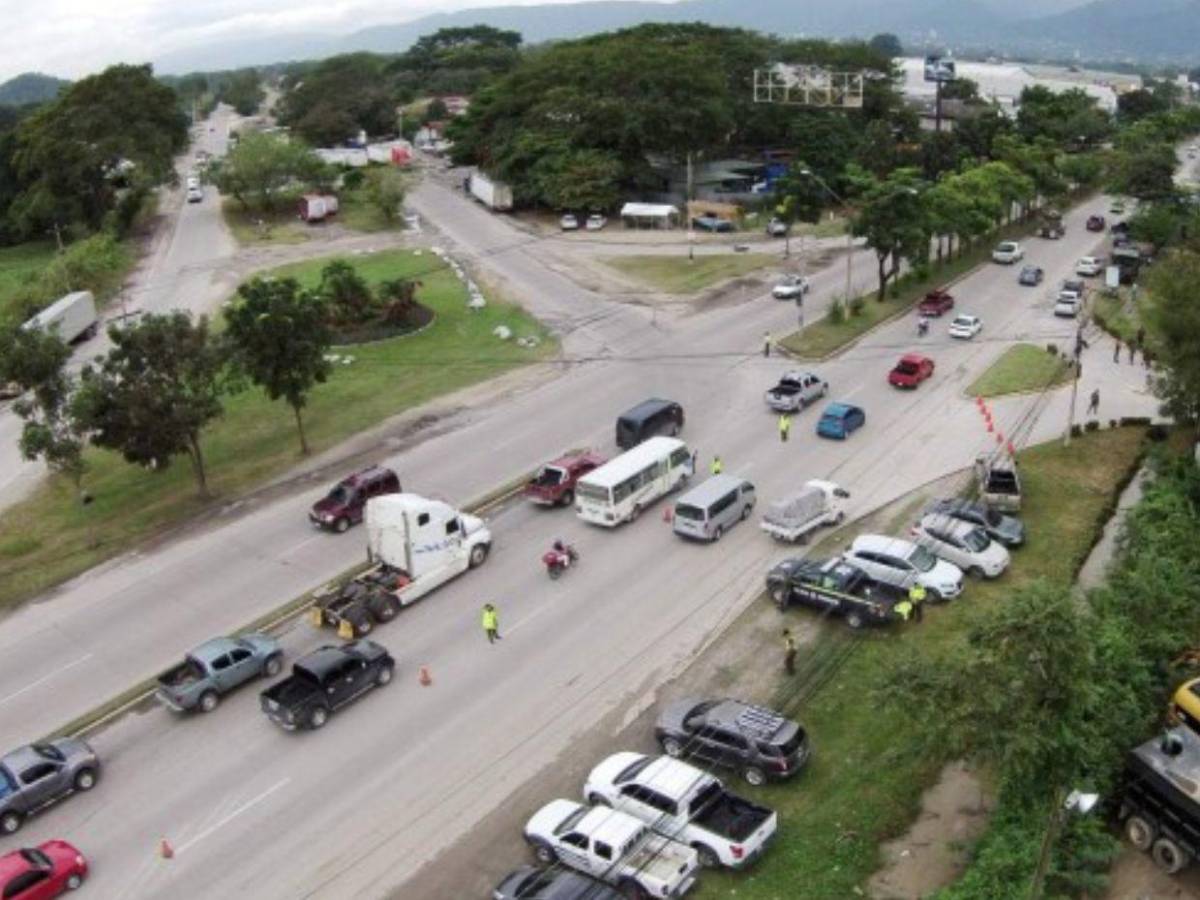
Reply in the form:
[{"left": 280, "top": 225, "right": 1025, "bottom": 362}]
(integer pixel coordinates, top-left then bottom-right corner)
[
  {"left": 948, "top": 314, "right": 982, "bottom": 339},
  {"left": 991, "top": 241, "right": 1024, "bottom": 264},
  {"left": 1054, "top": 295, "right": 1081, "bottom": 318},
  {"left": 771, "top": 275, "right": 810, "bottom": 300},
  {"left": 1076, "top": 256, "right": 1104, "bottom": 277},
  {"left": 843, "top": 534, "right": 964, "bottom": 600},
  {"left": 585, "top": 214, "right": 607, "bottom": 231},
  {"left": 186, "top": 186, "right": 203, "bottom": 203},
  {"left": 560, "top": 214, "right": 579, "bottom": 231},
  {"left": 766, "top": 217, "right": 789, "bottom": 237},
  {"left": 186, "top": 175, "right": 200, "bottom": 190},
  {"left": 524, "top": 799, "right": 699, "bottom": 897},
  {"left": 911, "top": 514, "right": 1011, "bottom": 579}
]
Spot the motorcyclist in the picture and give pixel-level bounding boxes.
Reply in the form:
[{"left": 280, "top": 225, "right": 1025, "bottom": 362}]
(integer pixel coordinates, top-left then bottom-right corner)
[{"left": 917, "top": 314, "right": 930, "bottom": 336}]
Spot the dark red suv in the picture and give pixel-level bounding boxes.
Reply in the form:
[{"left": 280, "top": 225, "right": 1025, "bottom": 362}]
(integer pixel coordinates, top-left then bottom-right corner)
[
  {"left": 309, "top": 466, "right": 401, "bottom": 533},
  {"left": 917, "top": 289, "right": 954, "bottom": 316},
  {"left": 525, "top": 451, "right": 606, "bottom": 507}
]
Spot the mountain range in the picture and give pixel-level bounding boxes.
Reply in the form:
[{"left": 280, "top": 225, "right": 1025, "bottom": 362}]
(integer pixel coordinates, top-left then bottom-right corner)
[
  {"left": 148, "top": 0, "right": 1199, "bottom": 75},
  {"left": 0, "top": 72, "right": 69, "bottom": 106}
]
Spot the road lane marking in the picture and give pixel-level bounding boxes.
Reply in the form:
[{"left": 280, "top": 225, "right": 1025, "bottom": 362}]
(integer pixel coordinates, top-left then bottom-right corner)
[
  {"left": 0, "top": 654, "right": 93, "bottom": 708},
  {"left": 176, "top": 778, "right": 290, "bottom": 856}
]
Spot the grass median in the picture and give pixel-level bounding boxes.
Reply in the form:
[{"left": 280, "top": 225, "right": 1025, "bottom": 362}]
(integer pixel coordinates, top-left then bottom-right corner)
[
  {"left": 967, "top": 343, "right": 1074, "bottom": 398},
  {"left": 604, "top": 253, "right": 774, "bottom": 293},
  {"left": 0, "top": 248, "right": 555, "bottom": 610},
  {"left": 692, "top": 426, "right": 1148, "bottom": 899}
]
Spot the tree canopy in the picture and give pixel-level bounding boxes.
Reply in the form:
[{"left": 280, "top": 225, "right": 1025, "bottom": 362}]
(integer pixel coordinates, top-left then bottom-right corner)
[{"left": 278, "top": 54, "right": 397, "bottom": 145}]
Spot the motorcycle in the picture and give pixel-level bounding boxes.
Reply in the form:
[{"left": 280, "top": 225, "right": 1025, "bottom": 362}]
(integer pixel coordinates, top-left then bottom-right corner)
[{"left": 542, "top": 543, "right": 580, "bottom": 580}]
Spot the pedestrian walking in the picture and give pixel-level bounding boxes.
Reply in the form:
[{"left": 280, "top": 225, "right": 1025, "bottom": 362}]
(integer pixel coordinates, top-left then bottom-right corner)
[
  {"left": 908, "top": 582, "right": 927, "bottom": 623},
  {"left": 1136, "top": 326, "right": 1146, "bottom": 350},
  {"left": 481, "top": 603, "right": 501, "bottom": 644},
  {"left": 1129, "top": 341, "right": 1136, "bottom": 364},
  {"left": 779, "top": 412, "right": 791, "bottom": 443},
  {"left": 1113, "top": 339, "right": 1121, "bottom": 363},
  {"left": 690, "top": 449, "right": 699, "bottom": 474},
  {"left": 763, "top": 331, "right": 772, "bottom": 358},
  {"left": 1087, "top": 388, "right": 1099, "bottom": 416},
  {"left": 782, "top": 628, "right": 797, "bottom": 676},
  {"left": 710, "top": 455, "right": 723, "bottom": 475}
]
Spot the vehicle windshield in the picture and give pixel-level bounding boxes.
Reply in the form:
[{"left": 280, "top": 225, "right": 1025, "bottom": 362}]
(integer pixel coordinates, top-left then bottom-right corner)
[
  {"left": 819, "top": 413, "right": 840, "bottom": 426},
  {"left": 953, "top": 317, "right": 972, "bottom": 327},
  {"left": 0, "top": 768, "right": 15, "bottom": 799},
  {"left": 963, "top": 529, "right": 991, "bottom": 553},
  {"left": 20, "top": 848, "right": 50, "bottom": 869},
  {"left": 532, "top": 466, "right": 565, "bottom": 487},
  {"left": 895, "top": 362, "right": 919, "bottom": 375},
  {"left": 908, "top": 545, "right": 938, "bottom": 572},
  {"left": 998, "top": 243, "right": 1016, "bottom": 252},
  {"left": 576, "top": 483, "right": 610, "bottom": 503},
  {"left": 326, "top": 485, "right": 353, "bottom": 506},
  {"left": 32, "top": 743, "right": 63, "bottom": 762},
  {"left": 674, "top": 503, "right": 704, "bottom": 522}
]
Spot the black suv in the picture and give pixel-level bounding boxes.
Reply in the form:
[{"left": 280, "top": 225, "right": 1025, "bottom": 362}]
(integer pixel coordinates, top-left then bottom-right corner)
[
  {"left": 654, "top": 698, "right": 809, "bottom": 786},
  {"left": 925, "top": 498, "right": 1025, "bottom": 548},
  {"left": 766, "top": 557, "right": 899, "bottom": 628}
]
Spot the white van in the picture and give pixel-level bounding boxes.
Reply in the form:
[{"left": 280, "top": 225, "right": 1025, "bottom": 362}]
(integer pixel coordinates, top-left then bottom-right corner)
[{"left": 673, "top": 475, "right": 755, "bottom": 542}]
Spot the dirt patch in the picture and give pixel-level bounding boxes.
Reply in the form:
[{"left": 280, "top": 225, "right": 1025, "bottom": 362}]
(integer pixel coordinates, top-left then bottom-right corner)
[
  {"left": 868, "top": 761, "right": 995, "bottom": 900},
  {"left": 1103, "top": 847, "right": 1200, "bottom": 899}
]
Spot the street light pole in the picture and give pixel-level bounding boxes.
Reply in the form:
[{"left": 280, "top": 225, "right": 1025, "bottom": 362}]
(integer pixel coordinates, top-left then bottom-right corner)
[{"left": 800, "top": 169, "right": 855, "bottom": 303}]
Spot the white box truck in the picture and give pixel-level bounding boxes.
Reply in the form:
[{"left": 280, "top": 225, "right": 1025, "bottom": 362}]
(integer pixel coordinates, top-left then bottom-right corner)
[
  {"left": 469, "top": 172, "right": 514, "bottom": 211},
  {"left": 309, "top": 494, "right": 492, "bottom": 637},
  {"left": 22, "top": 291, "right": 98, "bottom": 344}
]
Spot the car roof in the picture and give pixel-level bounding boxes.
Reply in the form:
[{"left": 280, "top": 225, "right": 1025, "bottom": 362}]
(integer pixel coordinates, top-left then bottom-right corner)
[
  {"left": 577, "top": 806, "right": 645, "bottom": 845},
  {"left": 544, "top": 450, "right": 605, "bottom": 470},
  {"left": 340, "top": 465, "right": 396, "bottom": 487},
  {"left": 851, "top": 533, "right": 917, "bottom": 556},
  {"left": 823, "top": 402, "right": 859, "bottom": 416},
  {"left": 297, "top": 645, "right": 352, "bottom": 677},
  {"left": 705, "top": 699, "right": 793, "bottom": 739},
  {"left": 898, "top": 353, "right": 929, "bottom": 365},
  {"left": 676, "top": 474, "right": 750, "bottom": 508},
  {"left": 192, "top": 636, "right": 240, "bottom": 661},
  {"left": 920, "top": 513, "right": 979, "bottom": 539},
  {"left": 0, "top": 744, "right": 45, "bottom": 773},
  {"left": 631, "top": 756, "right": 711, "bottom": 799},
  {"left": 618, "top": 398, "right": 678, "bottom": 424}
]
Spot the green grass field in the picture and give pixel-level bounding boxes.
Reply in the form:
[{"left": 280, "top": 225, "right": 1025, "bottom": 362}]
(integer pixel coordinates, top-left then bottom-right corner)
[
  {"left": 0, "top": 241, "right": 58, "bottom": 322},
  {"left": 0, "top": 248, "right": 555, "bottom": 609},
  {"left": 691, "top": 426, "right": 1148, "bottom": 899},
  {"left": 604, "top": 253, "right": 774, "bottom": 293},
  {"left": 222, "top": 190, "right": 401, "bottom": 245},
  {"left": 967, "top": 343, "right": 1074, "bottom": 398}
]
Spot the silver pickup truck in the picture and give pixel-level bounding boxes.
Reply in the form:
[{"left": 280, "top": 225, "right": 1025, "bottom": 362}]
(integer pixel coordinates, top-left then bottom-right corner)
[
  {"left": 156, "top": 634, "right": 282, "bottom": 713},
  {"left": 764, "top": 371, "right": 828, "bottom": 413}
]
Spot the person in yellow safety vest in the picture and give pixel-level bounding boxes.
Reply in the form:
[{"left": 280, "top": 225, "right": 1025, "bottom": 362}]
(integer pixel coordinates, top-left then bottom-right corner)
[
  {"left": 908, "top": 582, "right": 927, "bottom": 622},
  {"left": 481, "top": 603, "right": 501, "bottom": 644},
  {"left": 894, "top": 599, "right": 913, "bottom": 622},
  {"left": 710, "top": 456, "right": 723, "bottom": 475},
  {"left": 779, "top": 413, "right": 791, "bottom": 443}
]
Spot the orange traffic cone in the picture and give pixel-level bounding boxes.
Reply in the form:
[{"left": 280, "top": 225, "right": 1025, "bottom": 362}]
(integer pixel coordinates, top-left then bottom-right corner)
[
  {"left": 418, "top": 666, "right": 432, "bottom": 686},
  {"left": 662, "top": 506, "right": 673, "bottom": 523},
  {"left": 159, "top": 838, "right": 174, "bottom": 860}
]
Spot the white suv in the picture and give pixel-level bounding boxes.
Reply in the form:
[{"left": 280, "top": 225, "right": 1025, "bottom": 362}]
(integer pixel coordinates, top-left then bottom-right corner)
[
  {"left": 1076, "top": 256, "right": 1104, "bottom": 277},
  {"left": 911, "top": 514, "right": 1010, "bottom": 579},
  {"left": 992, "top": 241, "right": 1024, "bottom": 264},
  {"left": 843, "top": 534, "right": 963, "bottom": 600}
]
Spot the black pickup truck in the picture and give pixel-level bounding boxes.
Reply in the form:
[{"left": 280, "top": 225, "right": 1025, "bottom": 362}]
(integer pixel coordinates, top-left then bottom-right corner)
[
  {"left": 766, "top": 557, "right": 900, "bottom": 629},
  {"left": 259, "top": 640, "right": 393, "bottom": 731}
]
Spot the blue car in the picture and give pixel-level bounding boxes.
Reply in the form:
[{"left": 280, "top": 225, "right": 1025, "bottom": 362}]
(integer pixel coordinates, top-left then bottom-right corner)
[{"left": 816, "top": 402, "right": 866, "bottom": 440}]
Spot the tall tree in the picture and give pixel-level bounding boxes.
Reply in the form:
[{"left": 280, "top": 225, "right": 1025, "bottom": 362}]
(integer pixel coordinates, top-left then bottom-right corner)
[
  {"left": 363, "top": 166, "right": 408, "bottom": 223},
  {"left": 867, "top": 33, "right": 903, "bottom": 59},
  {"left": 278, "top": 53, "right": 396, "bottom": 144},
  {"left": 847, "top": 166, "right": 928, "bottom": 300},
  {"left": 74, "top": 313, "right": 224, "bottom": 497},
  {"left": 1146, "top": 251, "right": 1200, "bottom": 426},
  {"left": 214, "top": 132, "right": 328, "bottom": 213},
  {"left": 224, "top": 278, "right": 333, "bottom": 455}
]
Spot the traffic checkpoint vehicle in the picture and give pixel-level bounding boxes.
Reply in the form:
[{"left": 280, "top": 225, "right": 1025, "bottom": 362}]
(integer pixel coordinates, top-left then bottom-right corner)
[
  {"left": 759, "top": 480, "right": 848, "bottom": 544},
  {"left": 583, "top": 752, "right": 777, "bottom": 869},
  {"left": 654, "top": 699, "right": 809, "bottom": 786},
  {"left": 842, "top": 534, "right": 964, "bottom": 601},
  {"left": 0, "top": 740, "right": 100, "bottom": 835},
  {"left": 523, "top": 799, "right": 700, "bottom": 898},
  {"left": 525, "top": 451, "right": 606, "bottom": 507},
  {"left": 309, "top": 494, "right": 491, "bottom": 638},
  {"left": 763, "top": 371, "right": 828, "bottom": 413},
  {"left": 155, "top": 634, "right": 283, "bottom": 713},
  {"left": 259, "top": 640, "right": 394, "bottom": 731},
  {"left": 766, "top": 557, "right": 901, "bottom": 629},
  {"left": 1117, "top": 726, "right": 1200, "bottom": 876}
]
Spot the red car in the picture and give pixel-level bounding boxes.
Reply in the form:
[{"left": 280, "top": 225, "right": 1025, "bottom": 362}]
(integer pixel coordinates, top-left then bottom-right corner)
[
  {"left": 917, "top": 289, "right": 954, "bottom": 317},
  {"left": 525, "top": 451, "right": 606, "bottom": 507},
  {"left": 888, "top": 353, "right": 935, "bottom": 389},
  {"left": 1086, "top": 215, "right": 1106, "bottom": 232},
  {"left": 309, "top": 465, "right": 401, "bottom": 533},
  {"left": 0, "top": 841, "right": 87, "bottom": 898}
]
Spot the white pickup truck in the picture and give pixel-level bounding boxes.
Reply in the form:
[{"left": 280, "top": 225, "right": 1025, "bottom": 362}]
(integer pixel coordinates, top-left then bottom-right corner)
[
  {"left": 760, "top": 479, "right": 848, "bottom": 544},
  {"left": 584, "top": 752, "right": 777, "bottom": 869},
  {"left": 524, "top": 799, "right": 699, "bottom": 898}
]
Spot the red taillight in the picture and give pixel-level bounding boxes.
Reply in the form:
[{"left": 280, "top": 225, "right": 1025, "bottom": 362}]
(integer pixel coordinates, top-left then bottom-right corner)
[{"left": 731, "top": 845, "right": 744, "bottom": 859}]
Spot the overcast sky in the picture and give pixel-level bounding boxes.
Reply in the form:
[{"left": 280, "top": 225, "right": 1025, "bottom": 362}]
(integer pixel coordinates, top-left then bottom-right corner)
[{"left": 0, "top": 0, "right": 625, "bottom": 83}]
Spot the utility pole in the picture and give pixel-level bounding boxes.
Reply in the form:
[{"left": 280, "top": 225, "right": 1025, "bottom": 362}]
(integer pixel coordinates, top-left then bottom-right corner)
[
  {"left": 934, "top": 78, "right": 943, "bottom": 133},
  {"left": 1063, "top": 328, "right": 1088, "bottom": 447},
  {"left": 686, "top": 151, "right": 695, "bottom": 263},
  {"left": 797, "top": 231, "right": 806, "bottom": 329}
]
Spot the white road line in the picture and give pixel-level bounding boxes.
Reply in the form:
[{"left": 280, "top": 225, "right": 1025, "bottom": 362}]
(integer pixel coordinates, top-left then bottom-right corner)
[
  {"left": 176, "top": 778, "right": 290, "bottom": 856},
  {"left": 0, "top": 654, "right": 93, "bottom": 708}
]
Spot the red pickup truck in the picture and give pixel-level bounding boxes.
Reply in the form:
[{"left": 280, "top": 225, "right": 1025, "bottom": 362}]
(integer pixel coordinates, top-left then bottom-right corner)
[
  {"left": 524, "top": 451, "right": 606, "bottom": 507},
  {"left": 917, "top": 289, "right": 954, "bottom": 317}
]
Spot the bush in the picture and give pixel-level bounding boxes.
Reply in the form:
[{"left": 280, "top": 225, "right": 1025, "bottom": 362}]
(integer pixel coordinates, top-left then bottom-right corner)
[
  {"left": 1119, "top": 416, "right": 1152, "bottom": 427},
  {"left": 35, "top": 234, "right": 131, "bottom": 306},
  {"left": 1071, "top": 424, "right": 1083, "bottom": 437},
  {"left": 1046, "top": 343, "right": 1058, "bottom": 355},
  {"left": 828, "top": 297, "right": 846, "bottom": 325},
  {"left": 1084, "top": 420, "right": 1100, "bottom": 432},
  {"left": 848, "top": 295, "right": 865, "bottom": 317},
  {"left": 1148, "top": 424, "right": 1169, "bottom": 442},
  {"left": 341, "top": 169, "right": 365, "bottom": 191}
]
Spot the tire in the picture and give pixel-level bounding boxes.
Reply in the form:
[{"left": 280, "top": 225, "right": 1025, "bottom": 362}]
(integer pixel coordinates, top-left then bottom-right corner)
[
  {"left": 73, "top": 768, "right": 98, "bottom": 791},
  {"left": 548, "top": 566, "right": 561, "bottom": 581},
  {"left": 469, "top": 543, "right": 489, "bottom": 568},
  {"left": 670, "top": 423, "right": 680, "bottom": 437},
  {"left": 618, "top": 879, "right": 647, "bottom": 900},
  {"left": 0, "top": 811, "right": 22, "bottom": 835},
  {"left": 694, "top": 844, "right": 721, "bottom": 869},
  {"left": 712, "top": 525, "right": 724, "bottom": 542},
  {"left": 308, "top": 706, "right": 329, "bottom": 730},
  {"left": 770, "top": 585, "right": 790, "bottom": 609},
  {"left": 661, "top": 736, "right": 684, "bottom": 758},
  {"left": 1152, "top": 837, "right": 1189, "bottom": 875},
  {"left": 532, "top": 841, "right": 557, "bottom": 865},
  {"left": 198, "top": 691, "right": 219, "bottom": 714},
  {"left": 846, "top": 612, "right": 865, "bottom": 630},
  {"left": 263, "top": 655, "right": 283, "bottom": 678},
  {"left": 630, "top": 504, "right": 643, "bottom": 522},
  {"left": 560, "top": 489, "right": 574, "bottom": 508},
  {"left": 740, "top": 504, "right": 752, "bottom": 521},
  {"left": 368, "top": 592, "right": 400, "bottom": 623},
  {"left": 66, "top": 873, "right": 83, "bottom": 890},
  {"left": 376, "top": 665, "right": 394, "bottom": 687},
  {"left": 834, "top": 511, "right": 845, "bottom": 525},
  {"left": 743, "top": 766, "right": 767, "bottom": 787},
  {"left": 334, "top": 517, "right": 350, "bottom": 534},
  {"left": 1126, "top": 815, "right": 1157, "bottom": 852},
  {"left": 351, "top": 612, "right": 373, "bottom": 638}
]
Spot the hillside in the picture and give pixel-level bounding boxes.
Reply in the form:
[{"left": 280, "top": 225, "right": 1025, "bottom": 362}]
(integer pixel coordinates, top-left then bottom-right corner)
[{"left": 0, "top": 72, "right": 69, "bottom": 106}]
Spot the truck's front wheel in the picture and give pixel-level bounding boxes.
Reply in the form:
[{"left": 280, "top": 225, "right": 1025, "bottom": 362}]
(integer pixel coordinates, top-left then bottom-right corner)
[
  {"left": 309, "top": 706, "right": 329, "bottom": 729},
  {"left": 770, "top": 585, "right": 790, "bottom": 609},
  {"left": 846, "top": 612, "right": 865, "bottom": 630},
  {"left": 531, "top": 841, "right": 556, "bottom": 865},
  {"left": 1126, "top": 815, "right": 1156, "bottom": 851},
  {"left": 617, "top": 879, "right": 647, "bottom": 900},
  {"left": 198, "top": 691, "right": 219, "bottom": 714},
  {"left": 469, "top": 543, "right": 489, "bottom": 568},
  {"left": 1152, "top": 837, "right": 1189, "bottom": 875}
]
